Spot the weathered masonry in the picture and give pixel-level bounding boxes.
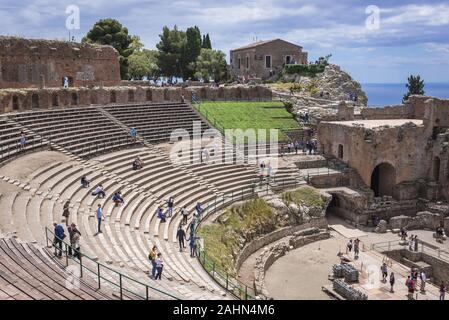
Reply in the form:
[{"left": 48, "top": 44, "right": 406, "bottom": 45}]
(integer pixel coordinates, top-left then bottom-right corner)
[{"left": 0, "top": 37, "right": 121, "bottom": 89}]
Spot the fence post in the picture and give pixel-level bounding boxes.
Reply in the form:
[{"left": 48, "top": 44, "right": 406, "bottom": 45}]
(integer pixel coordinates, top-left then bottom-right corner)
[
  {"left": 146, "top": 286, "right": 149, "bottom": 300},
  {"left": 212, "top": 262, "right": 215, "bottom": 278},
  {"left": 245, "top": 286, "right": 248, "bottom": 300},
  {"left": 97, "top": 264, "right": 101, "bottom": 289},
  {"left": 45, "top": 228, "right": 49, "bottom": 247},
  {"left": 79, "top": 254, "right": 83, "bottom": 278},
  {"left": 226, "top": 274, "right": 229, "bottom": 292},
  {"left": 119, "top": 274, "right": 123, "bottom": 300}
]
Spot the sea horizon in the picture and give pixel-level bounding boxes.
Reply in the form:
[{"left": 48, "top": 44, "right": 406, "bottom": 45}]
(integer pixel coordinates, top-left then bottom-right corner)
[{"left": 361, "top": 82, "right": 449, "bottom": 108}]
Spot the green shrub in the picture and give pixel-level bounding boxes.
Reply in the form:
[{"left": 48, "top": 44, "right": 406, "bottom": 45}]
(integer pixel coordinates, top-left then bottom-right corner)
[
  {"left": 284, "top": 64, "right": 326, "bottom": 77},
  {"left": 198, "top": 198, "right": 275, "bottom": 275},
  {"left": 282, "top": 186, "right": 324, "bottom": 209}
]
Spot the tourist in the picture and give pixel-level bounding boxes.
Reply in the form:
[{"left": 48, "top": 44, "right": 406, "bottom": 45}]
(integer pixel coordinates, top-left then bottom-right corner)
[
  {"left": 440, "top": 281, "right": 446, "bottom": 300},
  {"left": 414, "top": 235, "right": 419, "bottom": 252},
  {"left": 148, "top": 246, "right": 158, "bottom": 279},
  {"left": 381, "top": 263, "right": 388, "bottom": 282},
  {"left": 92, "top": 184, "right": 105, "bottom": 199},
  {"left": 195, "top": 202, "right": 204, "bottom": 220},
  {"left": 19, "top": 132, "right": 26, "bottom": 151},
  {"left": 130, "top": 127, "right": 137, "bottom": 141},
  {"left": 96, "top": 204, "right": 104, "bottom": 234},
  {"left": 81, "top": 176, "right": 90, "bottom": 188},
  {"left": 68, "top": 223, "right": 81, "bottom": 259},
  {"left": 155, "top": 253, "right": 164, "bottom": 280},
  {"left": 132, "top": 157, "right": 143, "bottom": 170},
  {"left": 202, "top": 148, "right": 210, "bottom": 163},
  {"left": 166, "top": 196, "right": 174, "bottom": 218},
  {"left": 409, "top": 235, "right": 414, "bottom": 251},
  {"left": 190, "top": 217, "right": 197, "bottom": 235},
  {"left": 406, "top": 276, "right": 415, "bottom": 300},
  {"left": 62, "top": 200, "right": 70, "bottom": 226},
  {"left": 294, "top": 141, "right": 299, "bottom": 154},
  {"left": 53, "top": 221, "right": 65, "bottom": 258},
  {"left": 346, "top": 239, "right": 353, "bottom": 253},
  {"left": 400, "top": 227, "right": 407, "bottom": 241},
  {"left": 112, "top": 192, "right": 124, "bottom": 206},
  {"left": 389, "top": 272, "right": 395, "bottom": 293},
  {"left": 287, "top": 143, "right": 292, "bottom": 154},
  {"left": 181, "top": 94, "right": 185, "bottom": 103},
  {"left": 420, "top": 270, "right": 427, "bottom": 293},
  {"left": 176, "top": 226, "right": 186, "bottom": 252},
  {"left": 180, "top": 206, "right": 189, "bottom": 225},
  {"left": 188, "top": 234, "right": 199, "bottom": 258},
  {"left": 353, "top": 238, "right": 360, "bottom": 259},
  {"left": 259, "top": 160, "right": 266, "bottom": 175},
  {"left": 156, "top": 206, "right": 166, "bottom": 223}
]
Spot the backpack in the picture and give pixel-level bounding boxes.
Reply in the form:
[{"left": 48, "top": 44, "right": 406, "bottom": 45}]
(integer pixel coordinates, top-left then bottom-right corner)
[{"left": 149, "top": 251, "right": 156, "bottom": 261}]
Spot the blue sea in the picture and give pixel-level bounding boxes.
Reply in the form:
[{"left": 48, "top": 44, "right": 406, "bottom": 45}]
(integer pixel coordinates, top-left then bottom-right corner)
[{"left": 361, "top": 83, "right": 449, "bottom": 108}]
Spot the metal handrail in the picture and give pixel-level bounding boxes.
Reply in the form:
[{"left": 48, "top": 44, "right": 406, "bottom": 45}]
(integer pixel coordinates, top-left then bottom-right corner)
[
  {"left": 371, "top": 239, "right": 449, "bottom": 263},
  {"left": 44, "top": 228, "right": 180, "bottom": 300}
]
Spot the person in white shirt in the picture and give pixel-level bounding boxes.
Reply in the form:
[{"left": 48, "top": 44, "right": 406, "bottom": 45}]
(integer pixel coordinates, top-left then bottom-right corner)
[{"left": 420, "top": 271, "right": 427, "bottom": 292}]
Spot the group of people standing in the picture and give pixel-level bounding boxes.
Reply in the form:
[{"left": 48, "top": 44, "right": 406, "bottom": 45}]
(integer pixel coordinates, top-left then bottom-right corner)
[{"left": 280, "top": 139, "right": 317, "bottom": 156}]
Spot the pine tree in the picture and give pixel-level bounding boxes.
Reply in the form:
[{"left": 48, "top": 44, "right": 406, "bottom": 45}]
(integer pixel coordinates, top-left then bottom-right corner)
[
  {"left": 83, "top": 19, "right": 134, "bottom": 79},
  {"left": 202, "top": 34, "right": 212, "bottom": 49},
  {"left": 403, "top": 75, "right": 425, "bottom": 103},
  {"left": 184, "top": 26, "right": 202, "bottom": 80}
]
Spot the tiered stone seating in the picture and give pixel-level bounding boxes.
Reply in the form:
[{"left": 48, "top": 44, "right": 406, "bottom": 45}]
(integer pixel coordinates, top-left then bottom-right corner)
[
  {"left": 0, "top": 236, "right": 116, "bottom": 300},
  {"left": 0, "top": 116, "right": 44, "bottom": 164},
  {"left": 102, "top": 103, "right": 210, "bottom": 143},
  {"left": 14, "top": 148, "right": 226, "bottom": 299},
  {"left": 9, "top": 107, "right": 136, "bottom": 158}
]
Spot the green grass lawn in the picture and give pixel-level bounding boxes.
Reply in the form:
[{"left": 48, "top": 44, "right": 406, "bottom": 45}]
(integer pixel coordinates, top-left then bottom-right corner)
[{"left": 194, "top": 101, "right": 300, "bottom": 141}]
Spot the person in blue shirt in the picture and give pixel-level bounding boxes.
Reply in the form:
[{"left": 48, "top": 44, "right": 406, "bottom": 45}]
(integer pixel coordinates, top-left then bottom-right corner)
[
  {"left": 96, "top": 204, "right": 104, "bottom": 234},
  {"left": 195, "top": 202, "right": 204, "bottom": 220},
  {"left": 53, "top": 222, "right": 65, "bottom": 258},
  {"left": 166, "top": 197, "right": 174, "bottom": 218},
  {"left": 130, "top": 127, "right": 137, "bottom": 142},
  {"left": 112, "top": 192, "right": 124, "bottom": 206},
  {"left": 187, "top": 234, "right": 200, "bottom": 258},
  {"left": 156, "top": 206, "right": 166, "bottom": 223}
]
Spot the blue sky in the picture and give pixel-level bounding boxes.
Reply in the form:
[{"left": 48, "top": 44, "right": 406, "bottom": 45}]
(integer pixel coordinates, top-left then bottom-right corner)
[{"left": 1, "top": 0, "right": 449, "bottom": 83}]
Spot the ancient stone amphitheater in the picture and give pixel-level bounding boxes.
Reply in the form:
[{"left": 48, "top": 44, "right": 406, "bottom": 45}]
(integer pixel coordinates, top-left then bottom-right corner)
[{"left": 0, "top": 100, "right": 313, "bottom": 300}]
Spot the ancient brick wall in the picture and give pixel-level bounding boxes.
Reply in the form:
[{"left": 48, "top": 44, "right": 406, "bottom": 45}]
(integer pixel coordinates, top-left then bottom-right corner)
[
  {"left": 318, "top": 121, "right": 431, "bottom": 197},
  {"left": 0, "top": 37, "right": 121, "bottom": 89},
  {"left": 0, "top": 85, "right": 272, "bottom": 113}
]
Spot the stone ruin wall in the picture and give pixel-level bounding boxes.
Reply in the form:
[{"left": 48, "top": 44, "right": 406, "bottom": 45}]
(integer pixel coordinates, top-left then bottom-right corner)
[
  {"left": 360, "top": 95, "right": 443, "bottom": 121},
  {"left": 318, "top": 121, "right": 430, "bottom": 198},
  {"left": 0, "top": 85, "right": 273, "bottom": 113},
  {"left": 0, "top": 37, "right": 121, "bottom": 89}
]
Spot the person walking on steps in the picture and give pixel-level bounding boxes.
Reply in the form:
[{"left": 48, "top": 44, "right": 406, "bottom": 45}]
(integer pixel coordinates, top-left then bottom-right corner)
[
  {"left": 53, "top": 221, "right": 65, "bottom": 258},
  {"left": 389, "top": 272, "right": 395, "bottom": 293},
  {"left": 96, "top": 204, "right": 104, "bottom": 234},
  {"left": 148, "top": 246, "right": 158, "bottom": 279},
  {"left": 155, "top": 253, "right": 164, "bottom": 280},
  {"left": 176, "top": 226, "right": 186, "bottom": 252},
  {"left": 188, "top": 234, "right": 199, "bottom": 258},
  {"left": 180, "top": 206, "right": 189, "bottom": 225},
  {"left": 62, "top": 200, "right": 70, "bottom": 226}
]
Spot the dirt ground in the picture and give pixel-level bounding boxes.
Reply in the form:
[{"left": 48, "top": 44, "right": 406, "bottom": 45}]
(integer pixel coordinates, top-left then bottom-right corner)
[
  {"left": 0, "top": 151, "right": 70, "bottom": 182},
  {"left": 264, "top": 233, "right": 344, "bottom": 300}
]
